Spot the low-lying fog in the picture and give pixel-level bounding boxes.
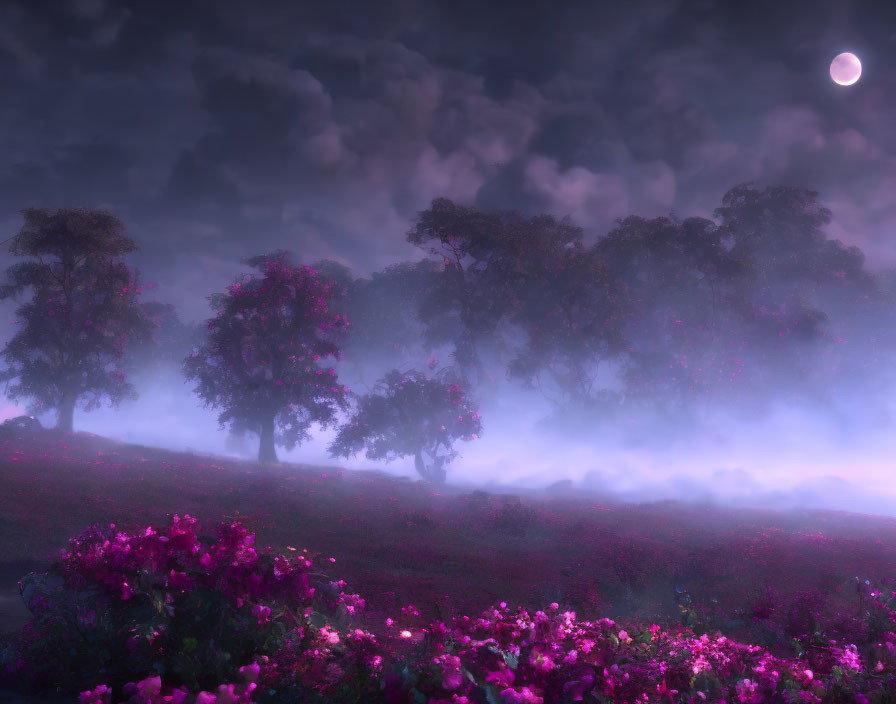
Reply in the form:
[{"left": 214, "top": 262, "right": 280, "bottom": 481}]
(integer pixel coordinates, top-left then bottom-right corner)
[{"left": 5, "top": 358, "right": 896, "bottom": 518}]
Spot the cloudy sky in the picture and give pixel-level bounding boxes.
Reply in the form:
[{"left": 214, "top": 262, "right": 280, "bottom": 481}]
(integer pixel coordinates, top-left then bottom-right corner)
[
  {"left": 2, "top": 0, "right": 896, "bottom": 512},
  {"left": 0, "top": 0, "right": 894, "bottom": 317}
]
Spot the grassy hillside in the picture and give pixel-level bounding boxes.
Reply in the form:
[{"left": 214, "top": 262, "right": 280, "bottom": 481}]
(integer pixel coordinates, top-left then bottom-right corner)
[{"left": 2, "top": 425, "right": 896, "bottom": 663}]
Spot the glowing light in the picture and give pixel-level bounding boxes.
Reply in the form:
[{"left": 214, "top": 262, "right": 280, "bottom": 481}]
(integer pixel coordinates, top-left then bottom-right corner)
[{"left": 830, "top": 52, "right": 861, "bottom": 85}]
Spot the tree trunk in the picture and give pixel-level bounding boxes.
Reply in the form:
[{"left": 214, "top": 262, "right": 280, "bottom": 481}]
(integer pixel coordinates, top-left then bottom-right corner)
[
  {"left": 57, "top": 393, "right": 76, "bottom": 432},
  {"left": 414, "top": 449, "right": 431, "bottom": 482},
  {"left": 414, "top": 448, "right": 447, "bottom": 484},
  {"left": 431, "top": 456, "right": 447, "bottom": 484},
  {"left": 258, "top": 415, "right": 278, "bottom": 464}
]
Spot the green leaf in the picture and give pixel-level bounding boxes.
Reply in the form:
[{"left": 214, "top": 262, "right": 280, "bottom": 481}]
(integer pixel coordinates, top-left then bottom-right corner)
[
  {"left": 308, "top": 611, "right": 327, "bottom": 628},
  {"left": 182, "top": 637, "right": 198, "bottom": 654},
  {"left": 484, "top": 684, "right": 505, "bottom": 704},
  {"left": 503, "top": 650, "right": 518, "bottom": 670}
]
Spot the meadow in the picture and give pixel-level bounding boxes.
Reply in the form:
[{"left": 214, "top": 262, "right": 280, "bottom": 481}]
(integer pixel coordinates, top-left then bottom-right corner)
[{"left": 3, "top": 425, "right": 896, "bottom": 702}]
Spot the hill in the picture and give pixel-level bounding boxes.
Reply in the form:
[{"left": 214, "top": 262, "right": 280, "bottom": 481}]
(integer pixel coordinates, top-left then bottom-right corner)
[{"left": 2, "top": 426, "right": 896, "bottom": 657}]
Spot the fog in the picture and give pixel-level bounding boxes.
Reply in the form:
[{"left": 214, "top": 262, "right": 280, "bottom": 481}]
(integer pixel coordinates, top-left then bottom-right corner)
[
  {"left": 0, "top": 1, "right": 895, "bottom": 523},
  {"left": 4, "top": 286, "right": 896, "bottom": 520}
]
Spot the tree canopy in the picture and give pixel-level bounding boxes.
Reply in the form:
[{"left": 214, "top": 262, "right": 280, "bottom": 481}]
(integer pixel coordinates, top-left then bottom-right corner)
[
  {"left": 407, "top": 198, "right": 585, "bottom": 385},
  {"left": 183, "top": 250, "right": 350, "bottom": 463},
  {"left": 0, "top": 207, "right": 153, "bottom": 430},
  {"left": 328, "top": 368, "right": 482, "bottom": 483}
]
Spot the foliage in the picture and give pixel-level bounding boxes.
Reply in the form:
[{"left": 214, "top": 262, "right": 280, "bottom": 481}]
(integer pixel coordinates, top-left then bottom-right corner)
[
  {"left": 508, "top": 243, "right": 630, "bottom": 408},
  {"left": 593, "top": 214, "right": 750, "bottom": 402},
  {"left": 408, "top": 198, "right": 585, "bottom": 385},
  {"left": 123, "top": 303, "right": 206, "bottom": 384},
  {"left": 340, "top": 259, "right": 442, "bottom": 382},
  {"left": 7, "top": 516, "right": 896, "bottom": 703},
  {"left": 714, "top": 183, "right": 874, "bottom": 295},
  {"left": 3, "top": 515, "right": 378, "bottom": 701},
  {"left": 183, "top": 251, "right": 349, "bottom": 463},
  {"left": 0, "top": 207, "right": 154, "bottom": 430},
  {"left": 328, "top": 368, "right": 481, "bottom": 483}
]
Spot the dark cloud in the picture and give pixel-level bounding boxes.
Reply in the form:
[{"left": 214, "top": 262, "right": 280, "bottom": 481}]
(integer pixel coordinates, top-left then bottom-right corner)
[
  {"left": 1, "top": 1, "right": 896, "bottom": 510},
  {"left": 0, "top": 0, "right": 891, "bottom": 291}
]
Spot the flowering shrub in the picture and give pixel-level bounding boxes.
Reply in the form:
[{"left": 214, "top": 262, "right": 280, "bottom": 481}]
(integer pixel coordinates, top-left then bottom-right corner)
[
  {"left": 78, "top": 669, "right": 258, "bottom": 704},
  {"left": 6, "top": 516, "right": 896, "bottom": 702},
  {"left": 2, "top": 514, "right": 372, "bottom": 698}
]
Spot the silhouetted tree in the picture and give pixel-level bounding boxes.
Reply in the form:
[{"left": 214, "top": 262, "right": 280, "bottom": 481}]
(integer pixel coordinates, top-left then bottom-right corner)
[
  {"left": 184, "top": 250, "right": 349, "bottom": 464},
  {"left": 0, "top": 207, "right": 154, "bottom": 431},
  {"left": 715, "top": 182, "right": 877, "bottom": 315},
  {"left": 407, "top": 198, "right": 583, "bottom": 386},
  {"left": 308, "top": 259, "right": 354, "bottom": 291},
  {"left": 122, "top": 302, "right": 206, "bottom": 384},
  {"left": 341, "top": 259, "right": 441, "bottom": 383},
  {"left": 594, "top": 214, "right": 749, "bottom": 400},
  {"left": 713, "top": 183, "right": 881, "bottom": 397},
  {"left": 328, "top": 368, "right": 481, "bottom": 483},
  {"left": 508, "top": 243, "right": 630, "bottom": 408}
]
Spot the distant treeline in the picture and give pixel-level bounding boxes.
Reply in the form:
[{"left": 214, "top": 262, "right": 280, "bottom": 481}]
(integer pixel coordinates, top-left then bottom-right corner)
[{"left": 1, "top": 182, "right": 892, "bottom": 478}]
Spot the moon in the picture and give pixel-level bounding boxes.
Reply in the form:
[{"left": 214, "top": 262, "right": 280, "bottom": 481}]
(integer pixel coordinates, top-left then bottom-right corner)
[{"left": 830, "top": 52, "right": 861, "bottom": 86}]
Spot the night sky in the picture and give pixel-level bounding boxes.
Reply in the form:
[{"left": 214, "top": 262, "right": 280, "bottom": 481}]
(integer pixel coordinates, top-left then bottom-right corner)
[{"left": 2, "top": 0, "right": 896, "bottom": 513}]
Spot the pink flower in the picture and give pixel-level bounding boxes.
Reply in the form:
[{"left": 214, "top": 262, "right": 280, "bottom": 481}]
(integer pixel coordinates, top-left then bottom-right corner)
[
  {"left": 168, "top": 569, "right": 193, "bottom": 590},
  {"left": 436, "top": 654, "right": 463, "bottom": 690},
  {"left": 252, "top": 604, "right": 271, "bottom": 625},
  {"left": 485, "top": 666, "right": 515, "bottom": 688},
  {"left": 319, "top": 627, "right": 340, "bottom": 645},
  {"left": 499, "top": 686, "right": 543, "bottom": 704},
  {"left": 120, "top": 580, "right": 134, "bottom": 600},
  {"left": 136, "top": 676, "right": 162, "bottom": 699},
  {"left": 78, "top": 684, "right": 112, "bottom": 704},
  {"left": 561, "top": 674, "right": 594, "bottom": 701},
  {"left": 238, "top": 661, "right": 261, "bottom": 683},
  {"left": 528, "top": 644, "right": 555, "bottom": 672},
  {"left": 214, "top": 683, "right": 249, "bottom": 704}
]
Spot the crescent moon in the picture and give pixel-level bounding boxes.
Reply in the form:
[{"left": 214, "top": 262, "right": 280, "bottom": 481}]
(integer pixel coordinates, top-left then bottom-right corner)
[{"left": 830, "top": 52, "right": 861, "bottom": 86}]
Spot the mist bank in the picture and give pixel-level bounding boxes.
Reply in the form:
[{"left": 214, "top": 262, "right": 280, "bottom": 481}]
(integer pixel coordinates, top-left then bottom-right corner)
[{"left": 4, "top": 364, "right": 896, "bottom": 519}]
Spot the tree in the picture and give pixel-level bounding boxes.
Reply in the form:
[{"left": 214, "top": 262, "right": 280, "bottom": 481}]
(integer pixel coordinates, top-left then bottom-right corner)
[
  {"left": 328, "top": 368, "right": 482, "bottom": 484},
  {"left": 714, "top": 182, "right": 877, "bottom": 312},
  {"left": 0, "top": 207, "right": 154, "bottom": 431},
  {"left": 508, "top": 243, "right": 630, "bottom": 408},
  {"left": 407, "top": 198, "right": 584, "bottom": 386},
  {"left": 593, "top": 214, "right": 749, "bottom": 401},
  {"left": 341, "top": 259, "right": 441, "bottom": 383},
  {"left": 122, "top": 302, "right": 206, "bottom": 384},
  {"left": 712, "top": 183, "right": 880, "bottom": 398},
  {"left": 184, "top": 250, "right": 349, "bottom": 464}
]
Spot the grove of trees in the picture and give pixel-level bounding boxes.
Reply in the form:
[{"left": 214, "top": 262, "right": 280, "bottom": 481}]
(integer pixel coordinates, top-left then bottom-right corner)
[{"left": 1, "top": 182, "right": 892, "bottom": 482}]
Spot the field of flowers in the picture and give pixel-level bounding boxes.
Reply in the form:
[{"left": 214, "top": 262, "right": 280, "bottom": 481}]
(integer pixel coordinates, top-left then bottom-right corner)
[{"left": 3, "top": 427, "right": 896, "bottom": 702}]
